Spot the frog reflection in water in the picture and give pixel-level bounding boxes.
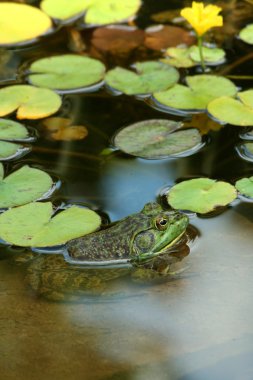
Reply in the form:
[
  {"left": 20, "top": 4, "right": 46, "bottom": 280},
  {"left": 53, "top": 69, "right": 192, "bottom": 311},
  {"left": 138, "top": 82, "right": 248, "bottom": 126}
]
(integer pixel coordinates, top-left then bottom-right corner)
[{"left": 23, "top": 202, "right": 192, "bottom": 301}]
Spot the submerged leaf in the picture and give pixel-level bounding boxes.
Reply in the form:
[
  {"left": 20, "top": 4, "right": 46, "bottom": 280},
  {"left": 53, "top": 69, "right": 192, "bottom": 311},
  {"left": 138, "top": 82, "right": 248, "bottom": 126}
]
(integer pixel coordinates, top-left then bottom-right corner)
[
  {"left": 29, "top": 55, "right": 105, "bottom": 91},
  {"left": 0, "top": 3, "right": 52, "bottom": 45},
  {"left": 0, "top": 165, "right": 53, "bottom": 208},
  {"left": 0, "top": 202, "right": 101, "bottom": 247},
  {"left": 0, "top": 85, "right": 61, "bottom": 119},
  {"left": 42, "top": 117, "right": 88, "bottom": 141},
  {"left": 208, "top": 90, "right": 253, "bottom": 126},
  {"left": 105, "top": 61, "right": 179, "bottom": 95},
  {"left": 113, "top": 119, "right": 202, "bottom": 159},
  {"left": 154, "top": 75, "right": 237, "bottom": 112},
  {"left": 167, "top": 178, "right": 237, "bottom": 213},
  {"left": 144, "top": 25, "right": 195, "bottom": 51}
]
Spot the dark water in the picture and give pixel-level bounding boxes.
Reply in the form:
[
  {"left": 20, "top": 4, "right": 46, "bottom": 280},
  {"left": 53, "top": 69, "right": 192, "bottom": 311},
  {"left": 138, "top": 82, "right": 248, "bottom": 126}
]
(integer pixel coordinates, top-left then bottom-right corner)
[{"left": 1, "top": 1, "right": 253, "bottom": 379}]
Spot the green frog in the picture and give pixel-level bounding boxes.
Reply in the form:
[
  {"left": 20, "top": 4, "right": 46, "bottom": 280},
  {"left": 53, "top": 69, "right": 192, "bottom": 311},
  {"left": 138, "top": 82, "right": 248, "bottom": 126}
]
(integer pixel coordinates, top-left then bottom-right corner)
[
  {"left": 66, "top": 202, "right": 189, "bottom": 265},
  {"left": 16, "top": 202, "right": 193, "bottom": 302}
]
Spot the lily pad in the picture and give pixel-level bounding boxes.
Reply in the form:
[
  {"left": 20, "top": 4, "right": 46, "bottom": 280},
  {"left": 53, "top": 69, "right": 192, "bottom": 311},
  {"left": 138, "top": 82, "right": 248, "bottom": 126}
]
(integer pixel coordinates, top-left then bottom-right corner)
[
  {"left": 0, "top": 119, "right": 33, "bottom": 160},
  {"left": 0, "top": 163, "right": 3, "bottom": 180},
  {"left": 28, "top": 55, "right": 106, "bottom": 91},
  {"left": 0, "top": 202, "right": 101, "bottom": 247},
  {"left": 208, "top": 90, "right": 253, "bottom": 126},
  {"left": 113, "top": 119, "right": 202, "bottom": 159},
  {"left": 40, "top": 0, "right": 141, "bottom": 25},
  {"left": 0, "top": 119, "right": 29, "bottom": 140},
  {"left": 0, "top": 165, "right": 53, "bottom": 208},
  {"left": 154, "top": 75, "right": 237, "bottom": 112},
  {"left": 0, "top": 85, "right": 61, "bottom": 119},
  {"left": 167, "top": 178, "right": 237, "bottom": 214},
  {"left": 105, "top": 61, "right": 179, "bottom": 95},
  {"left": 235, "top": 177, "right": 253, "bottom": 198},
  {"left": 189, "top": 46, "right": 225, "bottom": 64},
  {"left": 162, "top": 47, "right": 195, "bottom": 68},
  {"left": 163, "top": 46, "right": 225, "bottom": 68},
  {"left": 0, "top": 141, "right": 24, "bottom": 161},
  {"left": 0, "top": 3, "right": 52, "bottom": 45},
  {"left": 239, "top": 24, "right": 253, "bottom": 45}
]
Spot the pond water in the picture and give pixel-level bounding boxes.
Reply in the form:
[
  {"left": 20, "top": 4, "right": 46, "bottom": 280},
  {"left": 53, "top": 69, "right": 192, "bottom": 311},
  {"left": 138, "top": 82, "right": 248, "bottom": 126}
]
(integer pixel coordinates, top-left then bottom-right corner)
[{"left": 1, "top": 0, "right": 253, "bottom": 379}]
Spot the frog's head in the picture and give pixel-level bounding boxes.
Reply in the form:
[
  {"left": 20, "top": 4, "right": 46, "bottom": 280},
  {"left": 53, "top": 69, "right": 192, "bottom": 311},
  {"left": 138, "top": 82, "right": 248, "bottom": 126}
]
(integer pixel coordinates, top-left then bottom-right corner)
[{"left": 130, "top": 202, "right": 189, "bottom": 264}]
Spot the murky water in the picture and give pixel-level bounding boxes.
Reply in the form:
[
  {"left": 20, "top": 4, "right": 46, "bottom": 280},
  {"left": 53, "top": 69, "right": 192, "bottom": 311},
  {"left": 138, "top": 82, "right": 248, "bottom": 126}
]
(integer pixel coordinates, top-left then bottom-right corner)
[{"left": 1, "top": 1, "right": 253, "bottom": 379}]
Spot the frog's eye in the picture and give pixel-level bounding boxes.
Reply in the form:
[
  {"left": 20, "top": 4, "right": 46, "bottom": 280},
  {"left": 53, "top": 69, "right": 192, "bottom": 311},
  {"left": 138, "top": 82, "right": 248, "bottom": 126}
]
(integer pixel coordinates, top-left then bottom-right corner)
[{"left": 155, "top": 216, "right": 168, "bottom": 231}]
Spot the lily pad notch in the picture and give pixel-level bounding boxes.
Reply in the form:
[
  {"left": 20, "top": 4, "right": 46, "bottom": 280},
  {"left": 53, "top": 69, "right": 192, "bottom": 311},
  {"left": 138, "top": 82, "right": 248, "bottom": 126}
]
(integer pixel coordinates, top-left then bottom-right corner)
[
  {"left": 0, "top": 202, "right": 101, "bottom": 247},
  {"left": 167, "top": 178, "right": 237, "bottom": 214}
]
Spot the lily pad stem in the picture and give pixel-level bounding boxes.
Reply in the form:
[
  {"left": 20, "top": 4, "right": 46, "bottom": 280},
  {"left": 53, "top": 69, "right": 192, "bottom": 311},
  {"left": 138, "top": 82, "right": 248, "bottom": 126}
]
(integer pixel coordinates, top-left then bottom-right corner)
[{"left": 198, "top": 36, "right": 206, "bottom": 72}]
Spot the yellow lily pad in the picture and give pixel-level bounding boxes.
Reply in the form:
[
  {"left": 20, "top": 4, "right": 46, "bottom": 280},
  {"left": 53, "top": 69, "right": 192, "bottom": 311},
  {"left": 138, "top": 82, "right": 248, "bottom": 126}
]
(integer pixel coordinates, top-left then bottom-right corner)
[
  {"left": 208, "top": 90, "right": 253, "bottom": 126},
  {"left": 154, "top": 75, "right": 237, "bottom": 112},
  {"left": 40, "top": 0, "right": 141, "bottom": 25},
  {"left": 0, "top": 3, "right": 52, "bottom": 45},
  {"left": 0, "top": 85, "right": 61, "bottom": 119}
]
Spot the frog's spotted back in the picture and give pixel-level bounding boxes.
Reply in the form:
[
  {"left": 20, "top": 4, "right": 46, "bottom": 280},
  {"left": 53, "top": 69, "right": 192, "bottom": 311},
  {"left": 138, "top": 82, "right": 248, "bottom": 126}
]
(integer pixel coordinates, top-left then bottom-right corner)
[{"left": 66, "top": 202, "right": 188, "bottom": 266}]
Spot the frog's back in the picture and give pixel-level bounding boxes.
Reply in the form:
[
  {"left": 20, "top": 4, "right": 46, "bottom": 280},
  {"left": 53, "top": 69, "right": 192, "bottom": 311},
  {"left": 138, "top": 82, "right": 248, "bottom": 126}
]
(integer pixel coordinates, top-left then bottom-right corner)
[{"left": 67, "top": 212, "right": 150, "bottom": 264}]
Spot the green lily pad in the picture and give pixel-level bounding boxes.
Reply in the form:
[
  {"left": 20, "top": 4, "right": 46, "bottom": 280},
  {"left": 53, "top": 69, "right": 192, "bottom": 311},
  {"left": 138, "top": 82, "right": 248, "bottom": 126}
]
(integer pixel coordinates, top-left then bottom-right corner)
[
  {"left": 189, "top": 46, "right": 225, "bottom": 64},
  {"left": 0, "top": 119, "right": 33, "bottom": 160},
  {"left": 162, "top": 47, "right": 195, "bottom": 68},
  {"left": 0, "top": 165, "right": 53, "bottom": 208},
  {"left": 245, "top": 143, "right": 253, "bottom": 155},
  {"left": 0, "top": 141, "right": 24, "bottom": 160},
  {"left": 163, "top": 46, "right": 225, "bottom": 68},
  {"left": 154, "top": 75, "right": 237, "bottom": 112},
  {"left": 113, "top": 119, "right": 202, "bottom": 159},
  {"left": 208, "top": 90, "right": 253, "bottom": 126},
  {"left": 0, "top": 163, "right": 3, "bottom": 180},
  {"left": 0, "top": 85, "right": 61, "bottom": 119},
  {"left": 40, "top": 0, "right": 141, "bottom": 25},
  {"left": 167, "top": 178, "right": 237, "bottom": 214},
  {"left": 0, "top": 202, "right": 101, "bottom": 247},
  {"left": 0, "top": 3, "right": 52, "bottom": 46},
  {"left": 235, "top": 177, "right": 253, "bottom": 198},
  {"left": 28, "top": 55, "right": 106, "bottom": 91},
  {"left": 0, "top": 119, "right": 29, "bottom": 140},
  {"left": 105, "top": 61, "right": 179, "bottom": 95},
  {"left": 239, "top": 24, "right": 253, "bottom": 45}
]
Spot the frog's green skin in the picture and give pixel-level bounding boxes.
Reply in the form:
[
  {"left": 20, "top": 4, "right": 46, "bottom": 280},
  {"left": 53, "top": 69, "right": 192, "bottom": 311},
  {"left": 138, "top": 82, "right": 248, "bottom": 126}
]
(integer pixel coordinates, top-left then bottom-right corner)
[
  {"left": 17, "top": 202, "right": 190, "bottom": 302},
  {"left": 67, "top": 202, "right": 189, "bottom": 265}
]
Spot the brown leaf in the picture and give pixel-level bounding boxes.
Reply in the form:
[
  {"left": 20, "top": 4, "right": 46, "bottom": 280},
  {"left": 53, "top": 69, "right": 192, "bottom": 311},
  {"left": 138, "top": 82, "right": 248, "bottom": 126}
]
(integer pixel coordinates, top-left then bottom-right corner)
[
  {"left": 91, "top": 26, "right": 145, "bottom": 55},
  {"left": 144, "top": 25, "right": 195, "bottom": 51}
]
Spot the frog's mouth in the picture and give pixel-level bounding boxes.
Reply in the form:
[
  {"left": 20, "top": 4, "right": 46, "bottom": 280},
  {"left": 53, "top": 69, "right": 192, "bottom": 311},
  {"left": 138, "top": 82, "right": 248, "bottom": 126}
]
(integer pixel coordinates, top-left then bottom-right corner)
[{"left": 132, "top": 230, "right": 186, "bottom": 264}]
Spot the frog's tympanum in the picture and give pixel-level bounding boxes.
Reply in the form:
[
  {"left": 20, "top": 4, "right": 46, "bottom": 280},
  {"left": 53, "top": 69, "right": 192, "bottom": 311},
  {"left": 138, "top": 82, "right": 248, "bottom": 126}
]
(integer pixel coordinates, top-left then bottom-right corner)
[
  {"left": 16, "top": 203, "right": 194, "bottom": 302},
  {"left": 67, "top": 202, "right": 189, "bottom": 265}
]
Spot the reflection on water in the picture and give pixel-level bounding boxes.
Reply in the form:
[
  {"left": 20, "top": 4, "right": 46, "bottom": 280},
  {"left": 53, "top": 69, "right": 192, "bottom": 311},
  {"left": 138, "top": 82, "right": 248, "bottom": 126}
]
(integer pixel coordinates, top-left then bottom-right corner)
[{"left": 1, "top": 204, "right": 253, "bottom": 379}]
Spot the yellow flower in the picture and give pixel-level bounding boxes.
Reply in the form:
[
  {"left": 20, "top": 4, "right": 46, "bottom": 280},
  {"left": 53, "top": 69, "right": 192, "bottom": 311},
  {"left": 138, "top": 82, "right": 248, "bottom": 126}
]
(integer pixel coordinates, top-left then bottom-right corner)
[{"left": 180, "top": 2, "right": 223, "bottom": 37}]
